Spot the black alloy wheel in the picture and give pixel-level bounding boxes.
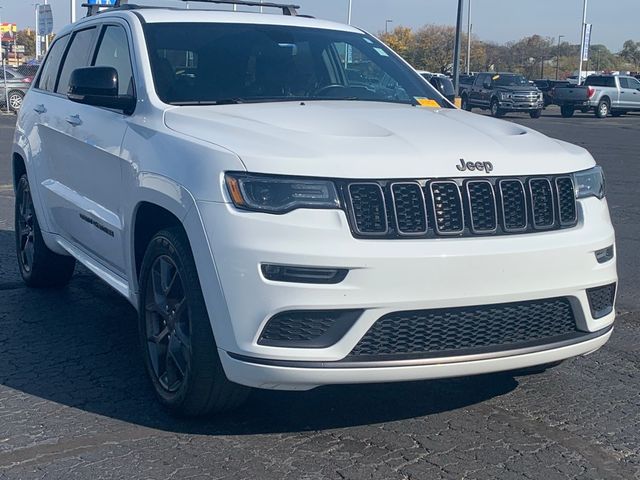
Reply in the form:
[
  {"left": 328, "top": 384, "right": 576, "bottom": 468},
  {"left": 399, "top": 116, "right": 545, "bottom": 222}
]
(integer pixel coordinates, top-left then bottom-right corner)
[{"left": 144, "top": 254, "right": 191, "bottom": 393}]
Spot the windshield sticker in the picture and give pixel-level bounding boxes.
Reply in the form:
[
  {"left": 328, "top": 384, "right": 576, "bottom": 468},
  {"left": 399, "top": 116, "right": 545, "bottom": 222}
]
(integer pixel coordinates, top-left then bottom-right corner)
[
  {"left": 415, "top": 97, "right": 440, "bottom": 108},
  {"left": 492, "top": 75, "right": 500, "bottom": 80},
  {"left": 374, "top": 47, "right": 389, "bottom": 57},
  {"left": 363, "top": 37, "right": 374, "bottom": 44}
]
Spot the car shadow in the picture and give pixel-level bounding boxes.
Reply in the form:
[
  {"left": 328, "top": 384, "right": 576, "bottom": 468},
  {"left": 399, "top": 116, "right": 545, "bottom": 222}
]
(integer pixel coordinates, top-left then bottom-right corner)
[{"left": 0, "top": 229, "right": 518, "bottom": 435}]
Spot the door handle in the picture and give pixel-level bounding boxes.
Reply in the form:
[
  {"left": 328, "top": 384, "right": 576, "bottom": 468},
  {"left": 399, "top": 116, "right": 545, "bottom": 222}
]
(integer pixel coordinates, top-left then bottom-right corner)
[
  {"left": 34, "top": 104, "right": 46, "bottom": 114},
  {"left": 65, "top": 114, "right": 82, "bottom": 127}
]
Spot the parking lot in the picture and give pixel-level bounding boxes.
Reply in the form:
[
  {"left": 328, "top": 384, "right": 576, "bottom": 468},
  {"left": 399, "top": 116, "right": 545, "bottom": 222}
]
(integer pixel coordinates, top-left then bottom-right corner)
[{"left": 0, "top": 107, "right": 639, "bottom": 479}]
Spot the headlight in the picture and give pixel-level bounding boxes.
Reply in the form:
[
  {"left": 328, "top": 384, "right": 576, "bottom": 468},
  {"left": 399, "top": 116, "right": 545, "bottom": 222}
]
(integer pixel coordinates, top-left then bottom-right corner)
[
  {"left": 225, "top": 173, "right": 340, "bottom": 214},
  {"left": 573, "top": 166, "right": 605, "bottom": 199}
]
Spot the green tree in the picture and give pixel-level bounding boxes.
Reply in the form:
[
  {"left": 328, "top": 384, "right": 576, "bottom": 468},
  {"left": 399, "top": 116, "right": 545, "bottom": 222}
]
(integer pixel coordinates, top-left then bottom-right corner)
[
  {"left": 16, "top": 29, "right": 36, "bottom": 58},
  {"left": 620, "top": 40, "right": 640, "bottom": 70}
]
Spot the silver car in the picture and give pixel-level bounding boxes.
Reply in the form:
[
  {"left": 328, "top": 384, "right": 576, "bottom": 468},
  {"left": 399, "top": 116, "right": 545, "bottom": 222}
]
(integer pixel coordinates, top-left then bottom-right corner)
[{"left": 0, "top": 67, "right": 32, "bottom": 112}]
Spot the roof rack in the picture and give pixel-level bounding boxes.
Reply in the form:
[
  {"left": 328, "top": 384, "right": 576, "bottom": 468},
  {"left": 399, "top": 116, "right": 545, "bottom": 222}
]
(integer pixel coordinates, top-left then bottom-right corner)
[
  {"left": 84, "top": 0, "right": 300, "bottom": 17},
  {"left": 180, "top": 0, "right": 300, "bottom": 16}
]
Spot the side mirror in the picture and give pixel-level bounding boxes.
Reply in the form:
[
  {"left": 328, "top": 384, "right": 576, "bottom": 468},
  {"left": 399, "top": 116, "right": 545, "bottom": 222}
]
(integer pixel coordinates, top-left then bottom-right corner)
[{"left": 68, "top": 66, "right": 135, "bottom": 115}]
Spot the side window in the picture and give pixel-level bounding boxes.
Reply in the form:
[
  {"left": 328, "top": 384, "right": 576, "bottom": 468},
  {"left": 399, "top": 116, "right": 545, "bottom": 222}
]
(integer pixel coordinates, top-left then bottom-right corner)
[
  {"left": 619, "top": 78, "right": 629, "bottom": 89},
  {"left": 629, "top": 78, "right": 640, "bottom": 90},
  {"left": 36, "top": 35, "right": 70, "bottom": 92},
  {"left": 56, "top": 27, "right": 98, "bottom": 94},
  {"left": 93, "top": 25, "right": 135, "bottom": 96}
]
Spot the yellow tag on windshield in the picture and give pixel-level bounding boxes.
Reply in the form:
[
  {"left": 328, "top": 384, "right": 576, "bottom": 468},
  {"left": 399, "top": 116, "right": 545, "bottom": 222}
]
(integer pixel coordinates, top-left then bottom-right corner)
[
  {"left": 415, "top": 98, "right": 440, "bottom": 108},
  {"left": 492, "top": 75, "right": 500, "bottom": 80}
]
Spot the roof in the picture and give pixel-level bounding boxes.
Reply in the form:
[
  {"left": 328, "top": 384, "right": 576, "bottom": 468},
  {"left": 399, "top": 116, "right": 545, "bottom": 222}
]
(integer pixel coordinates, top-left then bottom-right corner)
[{"left": 69, "top": 7, "right": 360, "bottom": 34}]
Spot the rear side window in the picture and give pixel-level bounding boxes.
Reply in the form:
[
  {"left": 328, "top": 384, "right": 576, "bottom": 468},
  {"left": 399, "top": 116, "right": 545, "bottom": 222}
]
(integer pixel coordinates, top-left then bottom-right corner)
[
  {"left": 93, "top": 25, "right": 135, "bottom": 96},
  {"left": 619, "top": 78, "right": 630, "bottom": 89},
  {"left": 36, "top": 35, "right": 70, "bottom": 92},
  {"left": 56, "top": 27, "right": 98, "bottom": 94},
  {"left": 584, "top": 76, "right": 616, "bottom": 88}
]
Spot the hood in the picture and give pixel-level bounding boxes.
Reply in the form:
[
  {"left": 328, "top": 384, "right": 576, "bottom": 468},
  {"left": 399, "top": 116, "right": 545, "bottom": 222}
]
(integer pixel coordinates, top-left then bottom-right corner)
[
  {"left": 495, "top": 85, "right": 540, "bottom": 93},
  {"left": 164, "top": 101, "right": 594, "bottom": 179}
]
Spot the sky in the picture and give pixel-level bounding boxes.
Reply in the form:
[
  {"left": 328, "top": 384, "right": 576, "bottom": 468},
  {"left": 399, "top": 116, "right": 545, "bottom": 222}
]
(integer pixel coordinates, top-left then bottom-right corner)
[{"left": 1, "top": 0, "right": 638, "bottom": 52}]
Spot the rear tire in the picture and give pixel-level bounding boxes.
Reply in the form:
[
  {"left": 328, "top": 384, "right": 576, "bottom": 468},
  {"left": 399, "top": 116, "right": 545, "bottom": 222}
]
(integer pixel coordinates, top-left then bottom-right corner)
[
  {"left": 560, "top": 106, "right": 575, "bottom": 118},
  {"left": 138, "top": 226, "right": 250, "bottom": 417},
  {"left": 529, "top": 109, "right": 542, "bottom": 119},
  {"left": 595, "top": 99, "right": 609, "bottom": 118},
  {"left": 14, "top": 174, "right": 76, "bottom": 288}
]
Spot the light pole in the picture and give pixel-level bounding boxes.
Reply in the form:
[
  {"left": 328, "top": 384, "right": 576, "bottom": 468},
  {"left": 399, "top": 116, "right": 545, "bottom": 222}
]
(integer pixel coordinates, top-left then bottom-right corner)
[
  {"left": 0, "top": 7, "right": 10, "bottom": 113},
  {"left": 577, "top": 0, "right": 588, "bottom": 84},
  {"left": 556, "top": 35, "right": 564, "bottom": 80},
  {"left": 452, "top": 0, "right": 464, "bottom": 92},
  {"left": 465, "top": 0, "right": 471, "bottom": 74},
  {"left": 347, "top": 0, "right": 352, "bottom": 25},
  {"left": 70, "top": 0, "right": 76, "bottom": 23},
  {"left": 385, "top": 19, "right": 393, "bottom": 34}
]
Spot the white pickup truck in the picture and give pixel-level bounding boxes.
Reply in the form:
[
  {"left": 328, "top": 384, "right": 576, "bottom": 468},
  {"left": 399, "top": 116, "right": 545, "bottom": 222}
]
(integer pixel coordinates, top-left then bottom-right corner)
[{"left": 554, "top": 75, "right": 640, "bottom": 118}]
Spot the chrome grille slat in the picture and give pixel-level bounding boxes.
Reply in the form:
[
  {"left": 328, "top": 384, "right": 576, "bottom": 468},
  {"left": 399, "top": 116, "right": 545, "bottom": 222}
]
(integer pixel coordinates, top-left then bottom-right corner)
[{"left": 344, "top": 175, "right": 577, "bottom": 239}]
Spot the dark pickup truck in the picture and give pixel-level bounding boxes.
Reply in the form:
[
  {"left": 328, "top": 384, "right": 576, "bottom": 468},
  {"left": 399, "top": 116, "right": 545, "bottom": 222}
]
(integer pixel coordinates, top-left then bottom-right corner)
[
  {"left": 461, "top": 72, "right": 544, "bottom": 118},
  {"left": 554, "top": 75, "right": 640, "bottom": 118}
]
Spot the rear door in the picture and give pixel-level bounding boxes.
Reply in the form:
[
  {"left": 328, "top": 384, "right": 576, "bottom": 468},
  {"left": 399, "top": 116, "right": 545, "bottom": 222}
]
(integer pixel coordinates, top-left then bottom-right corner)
[
  {"left": 38, "top": 22, "right": 135, "bottom": 276},
  {"left": 618, "top": 77, "right": 640, "bottom": 109}
]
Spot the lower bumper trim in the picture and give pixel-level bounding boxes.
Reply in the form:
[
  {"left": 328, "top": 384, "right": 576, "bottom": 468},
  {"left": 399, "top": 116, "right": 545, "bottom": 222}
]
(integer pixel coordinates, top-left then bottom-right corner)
[{"left": 227, "top": 325, "right": 614, "bottom": 369}]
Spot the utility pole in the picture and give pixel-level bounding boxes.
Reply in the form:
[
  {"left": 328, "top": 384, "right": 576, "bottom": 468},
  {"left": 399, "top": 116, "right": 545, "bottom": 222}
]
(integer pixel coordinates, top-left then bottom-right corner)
[
  {"left": 452, "top": 0, "right": 464, "bottom": 92},
  {"left": 70, "top": 0, "right": 76, "bottom": 23},
  {"left": 577, "top": 0, "right": 588, "bottom": 84},
  {"left": 556, "top": 35, "right": 564, "bottom": 80},
  {"left": 466, "top": 0, "right": 471, "bottom": 74}
]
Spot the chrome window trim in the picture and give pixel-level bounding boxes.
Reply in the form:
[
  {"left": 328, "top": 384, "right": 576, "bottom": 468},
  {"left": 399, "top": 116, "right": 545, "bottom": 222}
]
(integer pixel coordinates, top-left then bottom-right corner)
[
  {"left": 347, "top": 182, "right": 389, "bottom": 236},
  {"left": 429, "top": 180, "right": 465, "bottom": 235},
  {"left": 390, "top": 182, "right": 429, "bottom": 236},
  {"left": 465, "top": 179, "right": 498, "bottom": 234},
  {"left": 529, "top": 178, "right": 556, "bottom": 230},
  {"left": 498, "top": 179, "right": 528, "bottom": 233}
]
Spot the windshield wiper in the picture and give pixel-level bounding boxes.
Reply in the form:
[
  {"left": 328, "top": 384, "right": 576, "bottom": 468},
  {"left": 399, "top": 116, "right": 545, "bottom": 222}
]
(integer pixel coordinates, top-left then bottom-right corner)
[{"left": 168, "top": 99, "right": 244, "bottom": 106}]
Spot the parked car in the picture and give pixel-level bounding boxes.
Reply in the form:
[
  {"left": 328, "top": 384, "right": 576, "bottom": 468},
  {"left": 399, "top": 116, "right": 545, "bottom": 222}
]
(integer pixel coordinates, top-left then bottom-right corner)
[
  {"left": 462, "top": 72, "right": 544, "bottom": 118},
  {"left": 458, "top": 73, "right": 475, "bottom": 96},
  {"left": 16, "top": 64, "right": 41, "bottom": 83},
  {"left": 0, "top": 67, "right": 31, "bottom": 111},
  {"left": 534, "top": 79, "right": 570, "bottom": 107},
  {"left": 12, "top": 1, "right": 617, "bottom": 416},
  {"left": 554, "top": 75, "right": 640, "bottom": 118},
  {"left": 417, "top": 71, "right": 456, "bottom": 104}
]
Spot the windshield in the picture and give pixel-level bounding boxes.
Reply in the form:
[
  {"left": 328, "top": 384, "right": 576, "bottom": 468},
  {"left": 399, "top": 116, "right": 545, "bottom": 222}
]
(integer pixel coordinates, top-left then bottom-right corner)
[
  {"left": 492, "top": 74, "right": 529, "bottom": 86},
  {"left": 143, "top": 23, "right": 445, "bottom": 107}
]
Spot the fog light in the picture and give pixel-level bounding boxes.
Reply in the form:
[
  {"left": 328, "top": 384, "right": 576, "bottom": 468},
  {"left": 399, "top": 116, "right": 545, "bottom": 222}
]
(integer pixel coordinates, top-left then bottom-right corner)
[
  {"left": 595, "top": 246, "right": 614, "bottom": 264},
  {"left": 261, "top": 264, "right": 348, "bottom": 284}
]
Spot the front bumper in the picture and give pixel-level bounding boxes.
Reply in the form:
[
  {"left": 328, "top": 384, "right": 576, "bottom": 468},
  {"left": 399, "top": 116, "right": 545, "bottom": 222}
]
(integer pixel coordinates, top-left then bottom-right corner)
[
  {"left": 196, "top": 197, "right": 616, "bottom": 390},
  {"left": 498, "top": 99, "right": 544, "bottom": 111}
]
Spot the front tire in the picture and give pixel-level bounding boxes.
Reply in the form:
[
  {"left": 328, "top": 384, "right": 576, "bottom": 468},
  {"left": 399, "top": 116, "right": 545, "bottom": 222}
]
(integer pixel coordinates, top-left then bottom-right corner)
[
  {"left": 14, "top": 174, "right": 76, "bottom": 288},
  {"left": 560, "top": 106, "right": 575, "bottom": 118},
  {"left": 529, "top": 109, "right": 542, "bottom": 119},
  {"left": 8, "top": 91, "right": 24, "bottom": 112},
  {"left": 461, "top": 95, "right": 472, "bottom": 111},
  {"left": 595, "top": 99, "right": 609, "bottom": 118},
  {"left": 138, "top": 226, "right": 250, "bottom": 417},
  {"left": 490, "top": 99, "right": 504, "bottom": 118}
]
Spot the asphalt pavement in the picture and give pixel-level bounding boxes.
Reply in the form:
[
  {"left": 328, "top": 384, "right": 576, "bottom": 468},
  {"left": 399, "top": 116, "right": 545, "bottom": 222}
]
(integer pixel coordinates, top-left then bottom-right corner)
[{"left": 0, "top": 108, "right": 638, "bottom": 480}]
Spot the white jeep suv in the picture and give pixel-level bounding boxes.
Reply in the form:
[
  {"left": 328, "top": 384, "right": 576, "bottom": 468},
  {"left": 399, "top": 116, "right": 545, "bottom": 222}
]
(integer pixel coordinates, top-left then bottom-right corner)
[{"left": 12, "top": 1, "right": 617, "bottom": 416}]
